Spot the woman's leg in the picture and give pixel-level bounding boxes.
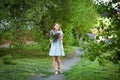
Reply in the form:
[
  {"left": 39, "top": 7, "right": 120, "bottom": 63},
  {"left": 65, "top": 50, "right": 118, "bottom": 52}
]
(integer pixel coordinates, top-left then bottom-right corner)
[
  {"left": 56, "top": 56, "right": 61, "bottom": 70},
  {"left": 53, "top": 56, "right": 58, "bottom": 71},
  {"left": 53, "top": 56, "right": 61, "bottom": 74}
]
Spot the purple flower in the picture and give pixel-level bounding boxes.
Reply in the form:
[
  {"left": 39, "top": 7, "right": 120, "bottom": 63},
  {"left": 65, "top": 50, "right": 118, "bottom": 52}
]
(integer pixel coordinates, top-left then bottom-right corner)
[
  {"left": 57, "top": 33, "right": 60, "bottom": 39},
  {"left": 46, "top": 33, "right": 50, "bottom": 38},
  {"left": 50, "top": 31, "right": 60, "bottom": 42},
  {"left": 116, "top": 9, "right": 120, "bottom": 12}
]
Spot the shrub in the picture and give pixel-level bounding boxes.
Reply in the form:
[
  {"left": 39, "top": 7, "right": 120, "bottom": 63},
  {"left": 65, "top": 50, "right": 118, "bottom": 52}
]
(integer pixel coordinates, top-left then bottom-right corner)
[{"left": 2, "top": 55, "right": 15, "bottom": 65}]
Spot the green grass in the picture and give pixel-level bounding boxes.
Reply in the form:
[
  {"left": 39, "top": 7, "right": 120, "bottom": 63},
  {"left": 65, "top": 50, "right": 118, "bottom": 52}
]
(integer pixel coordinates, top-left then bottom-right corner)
[
  {"left": 0, "top": 45, "right": 51, "bottom": 80},
  {"left": 0, "top": 58, "right": 53, "bottom": 80},
  {"left": 66, "top": 58, "right": 120, "bottom": 80},
  {"left": 0, "top": 45, "right": 76, "bottom": 80}
]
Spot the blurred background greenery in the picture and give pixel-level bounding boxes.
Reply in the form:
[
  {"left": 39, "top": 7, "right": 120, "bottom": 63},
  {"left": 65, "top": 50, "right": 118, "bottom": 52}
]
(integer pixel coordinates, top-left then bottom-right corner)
[{"left": 0, "top": 0, "right": 120, "bottom": 80}]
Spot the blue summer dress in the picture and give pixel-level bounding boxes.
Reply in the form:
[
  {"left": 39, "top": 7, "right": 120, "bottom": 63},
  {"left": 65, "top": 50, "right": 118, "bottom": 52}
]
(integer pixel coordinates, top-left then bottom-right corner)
[{"left": 49, "top": 30, "right": 65, "bottom": 56}]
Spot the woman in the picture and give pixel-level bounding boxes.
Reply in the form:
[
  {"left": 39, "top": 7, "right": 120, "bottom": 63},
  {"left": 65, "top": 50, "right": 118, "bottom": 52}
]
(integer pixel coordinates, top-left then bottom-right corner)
[{"left": 49, "top": 23, "right": 65, "bottom": 74}]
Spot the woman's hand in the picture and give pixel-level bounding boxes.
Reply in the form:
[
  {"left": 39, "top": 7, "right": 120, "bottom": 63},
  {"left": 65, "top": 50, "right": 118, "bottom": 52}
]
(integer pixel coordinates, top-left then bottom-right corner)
[{"left": 50, "top": 39, "right": 53, "bottom": 43}]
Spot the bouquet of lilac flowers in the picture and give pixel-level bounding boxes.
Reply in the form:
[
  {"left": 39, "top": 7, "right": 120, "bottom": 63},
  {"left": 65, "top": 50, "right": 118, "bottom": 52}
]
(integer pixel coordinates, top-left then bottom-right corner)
[
  {"left": 117, "top": 9, "right": 120, "bottom": 12},
  {"left": 50, "top": 30, "right": 60, "bottom": 42}
]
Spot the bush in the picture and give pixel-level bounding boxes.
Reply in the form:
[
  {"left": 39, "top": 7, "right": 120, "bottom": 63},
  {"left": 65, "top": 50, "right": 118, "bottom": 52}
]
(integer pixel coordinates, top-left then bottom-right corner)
[{"left": 2, "top": 55, "right": 15, "bottom": 65}]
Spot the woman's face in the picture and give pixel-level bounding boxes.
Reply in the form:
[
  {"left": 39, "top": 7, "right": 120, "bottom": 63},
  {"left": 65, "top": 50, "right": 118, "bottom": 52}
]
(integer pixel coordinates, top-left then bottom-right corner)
[{"left": 54, "top": 24, "right": 60, "bottom": 30}]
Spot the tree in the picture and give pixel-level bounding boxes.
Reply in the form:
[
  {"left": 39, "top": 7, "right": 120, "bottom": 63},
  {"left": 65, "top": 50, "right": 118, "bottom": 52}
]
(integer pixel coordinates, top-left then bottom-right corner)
[{"left": 0, "top": 0, "right": 97, "bottom": 48}]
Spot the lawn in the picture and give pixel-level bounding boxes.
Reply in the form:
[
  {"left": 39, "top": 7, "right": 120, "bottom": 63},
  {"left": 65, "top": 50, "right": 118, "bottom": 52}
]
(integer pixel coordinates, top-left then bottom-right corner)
[
  {"left": 0, "top": 45, "right": 76, "bottom": 80},
  {"left": 0, "top": 58, "right": 53, "bottom": 80},
  {"left": 66, "top": 58, "right": 120, "bottom": 80},
  {"left": 0, "top": 45, "right": 52, "bottom": 80}
]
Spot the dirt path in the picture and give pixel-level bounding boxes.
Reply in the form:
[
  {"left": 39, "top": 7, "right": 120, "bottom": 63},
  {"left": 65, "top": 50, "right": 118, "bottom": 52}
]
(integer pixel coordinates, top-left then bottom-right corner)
[{"left": 28, "top": 47, "right": 83, "bottom": 80}]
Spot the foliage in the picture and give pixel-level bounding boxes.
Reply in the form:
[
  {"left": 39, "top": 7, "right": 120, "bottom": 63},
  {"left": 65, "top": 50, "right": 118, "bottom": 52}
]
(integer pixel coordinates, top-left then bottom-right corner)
[
  {"left": 2, "top": 55, "right": 15, "bottom": 64},
  {"left": 83, "top": 0, "right": 120, "bottom": 65},
  {"left": 64, "top": 46, "right": 76, "bottom": 56},
  {"left": 0, "top": 0, "right": 98, "bottom": 48},
  {"left": 66, "top": 58, "right": 120, "bottom": 80},
  {"left": 0, "top": 45, "right": 75, "bottom": 59},
  {"left": 83, "top": 40, "right": 115, "bottom": 66},
  {"left": 0, "top": 48, "right": 48, "bottom": 58}
]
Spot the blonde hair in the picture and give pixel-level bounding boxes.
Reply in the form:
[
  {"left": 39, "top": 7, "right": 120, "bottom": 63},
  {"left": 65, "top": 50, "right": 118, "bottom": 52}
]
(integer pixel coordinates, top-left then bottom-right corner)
[{"left": 53, "top": 23, "right": 61, "bottom": 31}]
